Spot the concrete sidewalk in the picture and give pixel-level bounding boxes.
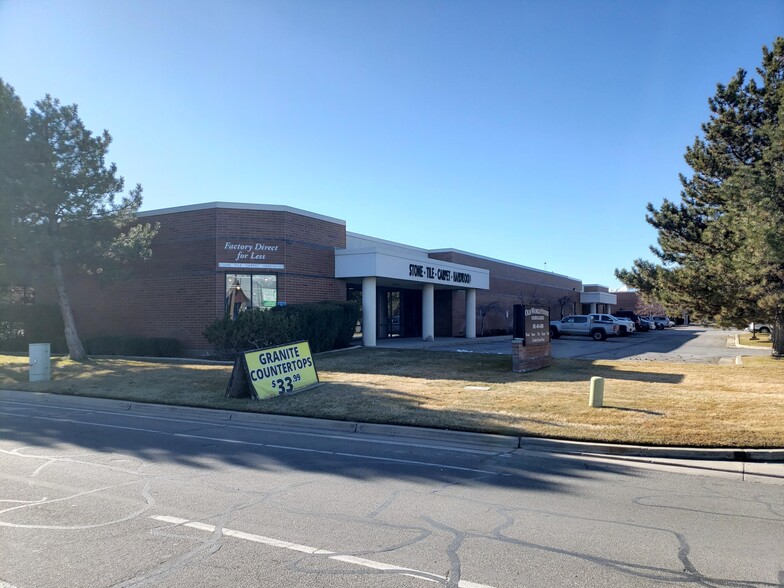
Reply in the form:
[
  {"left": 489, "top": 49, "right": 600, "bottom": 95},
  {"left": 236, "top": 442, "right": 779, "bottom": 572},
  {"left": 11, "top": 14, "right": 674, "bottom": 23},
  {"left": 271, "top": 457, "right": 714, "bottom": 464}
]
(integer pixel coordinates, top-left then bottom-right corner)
[{"left": 2, "top": 389, "right": 782, "bottom": 485}]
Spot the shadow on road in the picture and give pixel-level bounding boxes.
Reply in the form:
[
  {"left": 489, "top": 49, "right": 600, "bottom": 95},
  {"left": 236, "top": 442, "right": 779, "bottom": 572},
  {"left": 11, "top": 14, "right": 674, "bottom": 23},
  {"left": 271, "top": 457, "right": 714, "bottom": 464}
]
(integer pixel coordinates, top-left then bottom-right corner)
[{"left": 0, "top": 394, "right": 642, "bottom": 495}]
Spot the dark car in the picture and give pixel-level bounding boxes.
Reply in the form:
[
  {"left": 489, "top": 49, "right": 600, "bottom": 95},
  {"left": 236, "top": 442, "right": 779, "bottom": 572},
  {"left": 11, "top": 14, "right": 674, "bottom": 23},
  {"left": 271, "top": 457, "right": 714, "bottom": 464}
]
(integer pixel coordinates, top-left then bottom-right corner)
[{"left": 612, "top": 310, "right": 650, "bottom": 332}]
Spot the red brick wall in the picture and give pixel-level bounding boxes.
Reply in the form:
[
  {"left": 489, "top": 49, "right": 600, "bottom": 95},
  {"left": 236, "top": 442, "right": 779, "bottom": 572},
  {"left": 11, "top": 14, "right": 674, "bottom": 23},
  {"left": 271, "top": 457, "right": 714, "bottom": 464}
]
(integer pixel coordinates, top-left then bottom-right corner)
[
  {"left": 64, "top": 206, "right": 346, "bottom": 354},
  {"left": 614, "top": 290, "right": 640, "bottom": 312},
  {"left": 428, "top": 251, "right": 582, "bottom": 336}
]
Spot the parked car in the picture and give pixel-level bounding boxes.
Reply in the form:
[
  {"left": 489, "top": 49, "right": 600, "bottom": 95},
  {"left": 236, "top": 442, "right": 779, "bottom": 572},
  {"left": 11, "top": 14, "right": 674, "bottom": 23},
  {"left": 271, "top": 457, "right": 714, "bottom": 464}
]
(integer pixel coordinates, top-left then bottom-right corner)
[
  {"left": 638, "top": 317, "right": 654, "bottom": 331},
  {"left": 590, "top": 313, "right": 634, "bottom": 336},
  {"left": 650, "top": 316, "right": 674, "bottom": 329},
  {"left": 612, "top": 310, "right": 649, "bottom": 332},
  {"left": 549, "top": 315, "right": 619, "bottom": 341},
  {"left": 746, "top": 322, "right": 773, "bottom": 334}
]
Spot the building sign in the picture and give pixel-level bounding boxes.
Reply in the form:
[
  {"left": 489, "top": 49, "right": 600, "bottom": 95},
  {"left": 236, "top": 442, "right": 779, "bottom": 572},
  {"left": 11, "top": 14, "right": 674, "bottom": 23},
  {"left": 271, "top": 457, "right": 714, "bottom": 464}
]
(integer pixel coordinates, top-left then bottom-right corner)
[
  {"left": 524, "top": 306, "right": 550, "bottom": 346},
  {"left": 225, "top": 341, "right": 319, "bottom": 400},
  {"left": 224, "top": 241, "right": 280, "bottom": 261},
  {"left": 408, "top": 264, "right": 473, "bottom": 285},
  {"left": 219, "top": 241, "right": 283, "bottom": 272}
]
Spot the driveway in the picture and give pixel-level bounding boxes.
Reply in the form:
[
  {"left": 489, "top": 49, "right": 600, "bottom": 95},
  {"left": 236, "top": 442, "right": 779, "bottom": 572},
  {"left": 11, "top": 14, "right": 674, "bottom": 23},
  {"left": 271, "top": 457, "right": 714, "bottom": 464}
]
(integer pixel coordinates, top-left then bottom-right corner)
[{"left": 405, "top": 327, "right": 772, "bottom": 364}]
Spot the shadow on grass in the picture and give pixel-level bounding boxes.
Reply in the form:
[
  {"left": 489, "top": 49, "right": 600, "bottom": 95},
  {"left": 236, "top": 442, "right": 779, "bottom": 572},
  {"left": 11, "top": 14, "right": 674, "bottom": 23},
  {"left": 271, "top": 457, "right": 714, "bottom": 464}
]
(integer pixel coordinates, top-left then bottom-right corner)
[
  {"left": 315, "top": 348, "right": 686, "bottom": 385},
  {"left": 602, "top": 405, "right": 665, "bottom": 416}
]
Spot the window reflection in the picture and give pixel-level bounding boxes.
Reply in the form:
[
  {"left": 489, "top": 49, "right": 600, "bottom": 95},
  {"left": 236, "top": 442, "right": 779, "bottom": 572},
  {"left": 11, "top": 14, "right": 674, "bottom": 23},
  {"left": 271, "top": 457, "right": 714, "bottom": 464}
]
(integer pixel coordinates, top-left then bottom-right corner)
[{"left": 224, "top": 274, "right": 277, "bottom": 319}]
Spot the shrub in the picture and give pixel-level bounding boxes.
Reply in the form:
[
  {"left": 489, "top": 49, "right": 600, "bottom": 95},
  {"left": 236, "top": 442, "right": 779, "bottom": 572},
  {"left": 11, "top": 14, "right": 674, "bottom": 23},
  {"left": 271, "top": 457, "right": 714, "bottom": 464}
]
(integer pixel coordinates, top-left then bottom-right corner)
[
  {"left": 0, "top": 304, "right": 67, "bottom": 353},
  {"left": 203, "top": 301, "right": 360, "bottom": 355}
]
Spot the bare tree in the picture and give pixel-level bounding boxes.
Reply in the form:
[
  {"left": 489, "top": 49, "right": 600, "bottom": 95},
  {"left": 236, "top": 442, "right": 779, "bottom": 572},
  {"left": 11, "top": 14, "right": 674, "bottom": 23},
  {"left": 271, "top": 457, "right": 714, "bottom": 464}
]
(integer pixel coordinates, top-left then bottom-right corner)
[{"left": 477, "top": 300, "right": 503, "bottom": 336}]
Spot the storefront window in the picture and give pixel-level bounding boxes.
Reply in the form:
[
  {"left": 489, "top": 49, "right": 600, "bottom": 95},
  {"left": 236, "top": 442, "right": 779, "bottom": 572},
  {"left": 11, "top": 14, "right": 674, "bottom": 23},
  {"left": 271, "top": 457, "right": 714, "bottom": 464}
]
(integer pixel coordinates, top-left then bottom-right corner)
[{"left": 225, "top": 274, "right": 277, "bottom": 318}]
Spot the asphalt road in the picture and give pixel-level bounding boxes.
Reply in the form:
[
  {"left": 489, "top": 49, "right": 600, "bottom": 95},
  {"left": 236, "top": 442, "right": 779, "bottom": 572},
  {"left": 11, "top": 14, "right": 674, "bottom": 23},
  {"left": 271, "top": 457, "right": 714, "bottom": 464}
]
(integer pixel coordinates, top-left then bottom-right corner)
[
  {"left": 428, "top": 326, "right": 772, "bottom": 363},
  {"left": 1, "top": 395, "right": 782, "bottom": 588}
]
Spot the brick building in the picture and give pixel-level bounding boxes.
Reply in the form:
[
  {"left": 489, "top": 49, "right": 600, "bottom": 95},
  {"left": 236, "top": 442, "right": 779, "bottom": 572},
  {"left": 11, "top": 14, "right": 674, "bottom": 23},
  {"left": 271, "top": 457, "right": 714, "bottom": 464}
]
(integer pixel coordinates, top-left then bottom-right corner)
[{"left": 62, "top": 202, "right": 609, "bottom": 355}]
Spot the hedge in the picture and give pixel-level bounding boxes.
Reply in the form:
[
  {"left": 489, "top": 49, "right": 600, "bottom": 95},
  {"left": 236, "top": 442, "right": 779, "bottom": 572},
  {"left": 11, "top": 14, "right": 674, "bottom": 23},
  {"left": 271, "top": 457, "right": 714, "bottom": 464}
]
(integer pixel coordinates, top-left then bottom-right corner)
[
  {"left": 203, "top": 300, "right": 361, "bottom": 355},
  {"left": 0, "top": 304, "right": 182, "bottom": 357},
  {"left": 0, "top": 304, "right": 67, "bottom": 353}
]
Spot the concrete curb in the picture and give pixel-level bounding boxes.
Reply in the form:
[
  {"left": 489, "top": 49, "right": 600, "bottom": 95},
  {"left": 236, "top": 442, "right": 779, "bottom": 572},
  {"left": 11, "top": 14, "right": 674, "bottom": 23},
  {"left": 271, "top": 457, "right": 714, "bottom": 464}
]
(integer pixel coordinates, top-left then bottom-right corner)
[
  {"left": 229, "top": 410, "right": 359, "bottom": 433},
  {"left": 733, "top": 334, "right": 773, "bottom": 350},
  {"left": 517, "top": 436, "right": 784, "bottom": 463},
  {"left": 130, "top": 402, "right": 233, "bottom": 421},
  {"left": 355, "top": 421, "right": 519, "bottom": 448},
  {"left": 1, "top": 389, "right": 782, "bottom": 465}
]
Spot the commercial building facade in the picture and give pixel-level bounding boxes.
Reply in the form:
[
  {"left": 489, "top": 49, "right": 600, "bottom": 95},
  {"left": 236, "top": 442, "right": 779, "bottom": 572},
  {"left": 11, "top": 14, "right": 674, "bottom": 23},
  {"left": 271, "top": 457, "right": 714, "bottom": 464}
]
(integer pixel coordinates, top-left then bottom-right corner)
[{"left": 60, "top": 202, "right": 612, "bottom": 354}]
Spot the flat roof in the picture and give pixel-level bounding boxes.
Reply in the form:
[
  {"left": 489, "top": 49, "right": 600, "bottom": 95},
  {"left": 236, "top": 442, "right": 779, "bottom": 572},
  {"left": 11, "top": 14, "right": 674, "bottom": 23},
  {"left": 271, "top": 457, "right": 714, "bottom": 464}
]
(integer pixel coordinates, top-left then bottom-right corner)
[
  {"left": 348, "top": 233, "right": 581, "bottom": 282},
  {"left": 138, "top": 202, "right": 346, "bottom": 226},
  {"left": 138, "top": 206, "right": 580, "bottom": 283},
  {"left": 429, "top": 248, "right": 581, "bottom": 283}
]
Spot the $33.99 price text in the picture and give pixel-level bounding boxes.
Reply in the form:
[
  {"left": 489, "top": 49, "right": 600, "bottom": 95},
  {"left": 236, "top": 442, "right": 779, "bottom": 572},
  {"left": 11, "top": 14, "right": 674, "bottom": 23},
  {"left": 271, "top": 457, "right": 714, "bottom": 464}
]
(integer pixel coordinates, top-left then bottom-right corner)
[{"left": 270, "top": 373, "right": 302, "bottom": 394}]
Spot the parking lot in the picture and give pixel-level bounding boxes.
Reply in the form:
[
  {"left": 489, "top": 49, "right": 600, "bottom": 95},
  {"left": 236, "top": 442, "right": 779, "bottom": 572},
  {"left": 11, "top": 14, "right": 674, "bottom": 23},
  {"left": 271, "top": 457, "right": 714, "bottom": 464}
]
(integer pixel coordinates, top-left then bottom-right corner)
[{"left": 381, "top": 326, "right": 771, "bottom": 364}]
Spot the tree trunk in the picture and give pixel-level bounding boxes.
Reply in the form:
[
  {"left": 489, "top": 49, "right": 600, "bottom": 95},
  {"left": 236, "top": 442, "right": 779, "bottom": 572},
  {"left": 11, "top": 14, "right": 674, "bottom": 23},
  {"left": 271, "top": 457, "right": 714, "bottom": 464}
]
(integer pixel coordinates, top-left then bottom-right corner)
[
  {"left": 773, "top": 310, "right": 784, "bottom": 358},
  {"left": 52, "top": 250, "right": 87, "bottom": 360}
]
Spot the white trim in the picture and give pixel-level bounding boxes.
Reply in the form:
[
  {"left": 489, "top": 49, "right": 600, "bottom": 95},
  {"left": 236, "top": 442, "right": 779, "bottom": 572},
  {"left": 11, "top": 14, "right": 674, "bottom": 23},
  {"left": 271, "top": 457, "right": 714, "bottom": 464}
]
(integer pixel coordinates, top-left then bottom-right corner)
[
  {"left": 218, "top": 263, "right": 285, "bottom": 270},
  {"left": 580, "top": 291, "right": 617, "bottom": 305},
  {"left": 138, "top": 202, "right": 346, "bottom": 225},
  {"left": 336, "top": 248, "right": 489, "bottom": 290}
]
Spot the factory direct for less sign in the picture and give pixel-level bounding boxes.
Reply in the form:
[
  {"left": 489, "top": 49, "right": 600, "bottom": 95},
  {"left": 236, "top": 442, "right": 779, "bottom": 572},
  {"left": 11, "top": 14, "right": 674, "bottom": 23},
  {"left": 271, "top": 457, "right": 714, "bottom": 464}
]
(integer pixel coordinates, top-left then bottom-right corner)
[{"left": 243, "top": 341, "right": 319, "bottom": 399}]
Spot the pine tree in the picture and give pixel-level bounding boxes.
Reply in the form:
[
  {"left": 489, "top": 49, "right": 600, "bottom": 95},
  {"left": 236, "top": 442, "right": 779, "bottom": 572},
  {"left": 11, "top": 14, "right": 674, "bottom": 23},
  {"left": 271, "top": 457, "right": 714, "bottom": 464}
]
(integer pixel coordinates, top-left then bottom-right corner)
[
  {"left": 0, "top": 81, "right": 29, "bottom": 286},
  {"left": 0, "top": 81, "right": 158, "bottom": 360},
  {"left": 616, "top": 38, "right": 784, "bottom": 356}
]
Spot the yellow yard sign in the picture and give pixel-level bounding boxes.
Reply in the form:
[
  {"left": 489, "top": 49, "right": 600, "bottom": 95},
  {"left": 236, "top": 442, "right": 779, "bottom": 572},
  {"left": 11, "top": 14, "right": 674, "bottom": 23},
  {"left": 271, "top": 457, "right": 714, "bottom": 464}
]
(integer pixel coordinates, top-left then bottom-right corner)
[{"left": 242, "top": 341, "right": 319, "bottom": 399}]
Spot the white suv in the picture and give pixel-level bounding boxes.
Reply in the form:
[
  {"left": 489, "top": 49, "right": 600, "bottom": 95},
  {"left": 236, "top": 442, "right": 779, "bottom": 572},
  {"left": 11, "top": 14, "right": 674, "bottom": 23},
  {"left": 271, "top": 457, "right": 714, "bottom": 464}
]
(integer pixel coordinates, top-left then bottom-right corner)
[{"left": 589, "top": 314, "right": 634, "bottom": 336}]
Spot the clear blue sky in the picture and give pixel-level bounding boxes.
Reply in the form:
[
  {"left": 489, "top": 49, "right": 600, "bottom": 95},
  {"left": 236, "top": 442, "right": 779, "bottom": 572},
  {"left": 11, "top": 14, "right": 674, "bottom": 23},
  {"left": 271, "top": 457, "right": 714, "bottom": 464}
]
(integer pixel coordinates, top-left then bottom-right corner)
[{"left": 1, "top": 1, "right": 782, "bottom": 288}]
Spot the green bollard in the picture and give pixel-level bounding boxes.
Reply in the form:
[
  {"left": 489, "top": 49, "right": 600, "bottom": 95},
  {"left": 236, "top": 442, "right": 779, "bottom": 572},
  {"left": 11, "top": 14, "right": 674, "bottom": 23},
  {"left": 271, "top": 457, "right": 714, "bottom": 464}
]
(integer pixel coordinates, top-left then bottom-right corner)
[{"left": 589, "top": 376, "right": 604, "bottom": 408}]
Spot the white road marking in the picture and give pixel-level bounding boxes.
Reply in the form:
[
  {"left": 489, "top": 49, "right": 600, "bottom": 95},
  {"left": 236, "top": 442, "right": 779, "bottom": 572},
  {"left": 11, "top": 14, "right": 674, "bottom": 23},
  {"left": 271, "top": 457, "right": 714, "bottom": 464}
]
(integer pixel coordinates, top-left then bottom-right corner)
[
  {"left": 0, "top": 410, "right": 507, "bottom": 476},
  {"left": 0, "top": 398, "right": 501, "bottom": 455},
  {"left": 151, "top": 515, "right": 496, "bottom": 588},
  {"left": 0, "top": 480, "right": 153, "bottom": 530}
]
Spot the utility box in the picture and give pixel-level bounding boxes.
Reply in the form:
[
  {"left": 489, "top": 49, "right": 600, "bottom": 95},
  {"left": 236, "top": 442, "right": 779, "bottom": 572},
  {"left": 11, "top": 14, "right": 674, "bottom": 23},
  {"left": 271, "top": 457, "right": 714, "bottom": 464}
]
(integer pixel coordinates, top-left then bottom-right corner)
[{"left": 29, "top": 343, "right": 51, "bottom": 382}]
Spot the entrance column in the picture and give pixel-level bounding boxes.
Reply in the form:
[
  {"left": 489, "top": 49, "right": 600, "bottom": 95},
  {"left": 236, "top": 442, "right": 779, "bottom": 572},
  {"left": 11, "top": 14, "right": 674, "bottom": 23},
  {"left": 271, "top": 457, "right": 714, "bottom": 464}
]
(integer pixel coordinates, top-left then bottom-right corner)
[
  {"left": 465, "top": 289, "right": 477, "bottom": 338},
  {"left": 362, "top": 277, "right": 377, "bottom": 347},
  {"left": 422, "top": 283, "right": 434, "bottom": 342},
  {"left": 590, "top": 303, "right": 597, "bottom": 314}
]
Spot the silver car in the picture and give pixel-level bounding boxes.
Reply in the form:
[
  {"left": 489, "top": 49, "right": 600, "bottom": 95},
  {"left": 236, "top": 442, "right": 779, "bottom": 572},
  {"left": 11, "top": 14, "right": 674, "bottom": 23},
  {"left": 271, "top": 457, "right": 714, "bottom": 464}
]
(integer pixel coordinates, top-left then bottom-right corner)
[{"left": 747, "top": 322, "right": 773, "bottom": 334}]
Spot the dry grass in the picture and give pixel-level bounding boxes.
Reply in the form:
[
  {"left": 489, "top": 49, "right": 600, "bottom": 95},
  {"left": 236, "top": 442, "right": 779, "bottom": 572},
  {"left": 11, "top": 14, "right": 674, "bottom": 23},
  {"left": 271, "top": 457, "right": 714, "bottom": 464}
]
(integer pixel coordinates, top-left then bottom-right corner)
[
  {"left": 738, "top": 332, "right": 773, "bottom": 347},
  {"left": 1, "top": 349, "right": 783, "bottom": 447}
]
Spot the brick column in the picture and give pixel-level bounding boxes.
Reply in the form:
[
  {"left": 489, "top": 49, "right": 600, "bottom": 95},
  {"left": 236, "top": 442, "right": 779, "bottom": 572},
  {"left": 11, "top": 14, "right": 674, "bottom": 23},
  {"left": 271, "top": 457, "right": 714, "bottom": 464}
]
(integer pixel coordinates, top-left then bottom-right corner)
[{"left": 512, "top": 339, "right": 552, "bottom": 372}]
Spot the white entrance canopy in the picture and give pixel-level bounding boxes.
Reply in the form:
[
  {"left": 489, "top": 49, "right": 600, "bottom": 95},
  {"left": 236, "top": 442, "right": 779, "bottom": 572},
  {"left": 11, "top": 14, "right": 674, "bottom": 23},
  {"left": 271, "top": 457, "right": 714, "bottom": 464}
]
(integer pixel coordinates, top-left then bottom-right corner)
[
  {"left": 579, "top": 290, "right": 617, "bottom": 314},
  {"left": 335, "top": 248, "right": 489, "bottom": 290},
  {"left": 335, "top": 240, "right": 489, "bottom": 347}
]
